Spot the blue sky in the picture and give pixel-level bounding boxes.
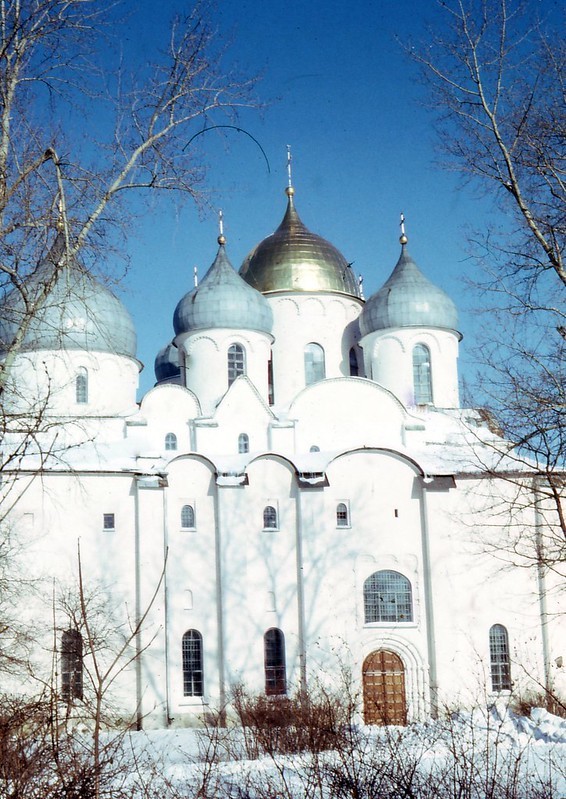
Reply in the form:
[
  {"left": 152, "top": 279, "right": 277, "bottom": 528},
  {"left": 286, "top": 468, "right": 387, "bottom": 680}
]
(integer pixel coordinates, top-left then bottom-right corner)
[{"left": 118, "top": 0, "right": 527, "bottom": 395}]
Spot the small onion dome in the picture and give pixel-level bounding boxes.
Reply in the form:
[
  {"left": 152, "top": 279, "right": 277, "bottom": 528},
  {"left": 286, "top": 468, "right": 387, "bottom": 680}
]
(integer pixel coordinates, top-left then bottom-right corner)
[
  {"left": 173, "top": 240, "right": 273, "bottom": 336},
  {"left": 360, "top": 243, "right": 459, "bottom": 336},
  {"left": 0, "top": 233, "right": 137, "bottom": 358},
  {"left": 240, "top": 187, "right": 361, "bottom": 297},
  {"left": 154, "top": 341, "right": 181, "bottom": 382}
]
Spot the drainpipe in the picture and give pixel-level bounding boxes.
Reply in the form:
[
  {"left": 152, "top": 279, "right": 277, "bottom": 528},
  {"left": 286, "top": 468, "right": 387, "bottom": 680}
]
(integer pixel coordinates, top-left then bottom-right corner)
[
  {"left": 213, "top": 479, "right": 227, "bottom": 720},
  {"left": 533, "top": 478, "right": 552, "bottom": 699},
  {"left": 162, "top": 486, "right": 172, "bottom": 726},
  {"left": 295, "top": 488, "right": 307, "bottom": 692},
  {"left": 133, "top": 476, "right": 143, "bottom": 730},
  {"left": 419, "top": 478, "right": 438, "bottom": 718}
]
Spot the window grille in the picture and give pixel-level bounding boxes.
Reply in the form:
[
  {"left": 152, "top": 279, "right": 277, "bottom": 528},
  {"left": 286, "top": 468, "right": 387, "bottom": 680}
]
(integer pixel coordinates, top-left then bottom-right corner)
[
  {"left": 304, "top": 343, "right": 325, "bottom": 385},
  {"left": 228, "top": 344, "right": 245, "bottom": 385},
  {"left": 181, "top": 504, "right": 195, "bottom": 529},
  {"left": 364, "top": 570, "right": 413, "bottom": 623},
  {"left": 61, "top": 629, "right": 83, "bottom": 701},
  {"left": 263, "top": 505, "right": 278, "bottom": 529},
  {"left": 489, "top": 624, "right": 512, "bottom": 691},
  {"left": 264, "top": 628, "right": 286, "bottom": 695},
  {"left": 165, "top": 432, "right": 177, "bottom": 451},
  {"left": 413, "top": 344, "right": 433, "bottom": 404},
  {"left": 182, "top": 630, "right": 203, "bottom": 696}
]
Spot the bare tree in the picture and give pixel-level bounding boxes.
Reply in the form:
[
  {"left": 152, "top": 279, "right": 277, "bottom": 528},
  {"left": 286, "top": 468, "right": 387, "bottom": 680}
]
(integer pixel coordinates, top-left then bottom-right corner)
[
  {"left": 0, "top": 0, "right": 258, "bottom": 677},
  {"left": 0, "top": 0, "right": 257, "bottom": 387},
  {"left": 410, "top": 0, "right": 565, "bottom": 579}
]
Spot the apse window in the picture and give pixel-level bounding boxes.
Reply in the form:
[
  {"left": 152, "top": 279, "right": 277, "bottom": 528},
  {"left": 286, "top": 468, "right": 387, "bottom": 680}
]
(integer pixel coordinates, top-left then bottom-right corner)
[
  {"left": 304, "top": 342, "right": 325, "bottom": 385},
  {"left": 103, "top": 513, "right": 115, "bottom": 531},
  {"left": 364, "top": 570, "right": 413, "bottom": 623},
  {"left": 264, "top": 628, "right": 287, "bottom": 696},
  {"left": 238, "top": 433, "right": 249, "bottom": 454},
  {"left": 180, "top": 504, "right": 196, "bottom": 530},
  {"left": 61, "top": 629, "right": 83, "bottom": 701},
  {"left": 182, "top": 629, "right": 204, "bottom": 697},
  {"left": 489, "top": 624, "right": 512, "bottom": 692},
  {"left": 165, "top": 432, "right": 178, "bottom": 451},
  {"left": 263, "top": 505, "right": 278, "bottom": 530},
  {"left": 75, "top": 368, "right": 88, "bottom": 404},
  {"left": 228, "top": 343, "right": 246, "bottom": 385},
  {"left": 413, "top": 344, "right": 433, "bottom": 404},
  {"left": 336, "top": 502, "right": 350, "bottom": 528}
]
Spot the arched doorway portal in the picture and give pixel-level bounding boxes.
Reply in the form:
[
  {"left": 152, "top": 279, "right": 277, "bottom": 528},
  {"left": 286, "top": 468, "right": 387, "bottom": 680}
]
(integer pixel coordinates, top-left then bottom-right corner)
[{"left": 362, "top": 649, "right": 407, "bottom": 725}]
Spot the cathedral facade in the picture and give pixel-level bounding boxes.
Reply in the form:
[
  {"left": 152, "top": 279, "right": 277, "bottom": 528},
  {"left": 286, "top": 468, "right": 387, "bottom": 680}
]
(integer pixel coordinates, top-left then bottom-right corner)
[{"left": 1, "top": 183, "right": 564, "bottom": 727}]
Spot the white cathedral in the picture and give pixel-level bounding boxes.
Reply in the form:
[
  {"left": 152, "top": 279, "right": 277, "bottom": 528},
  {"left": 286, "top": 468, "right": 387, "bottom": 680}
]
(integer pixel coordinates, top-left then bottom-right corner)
[{"left": 1, "top": 181, "right": 564, "bottom": 728}]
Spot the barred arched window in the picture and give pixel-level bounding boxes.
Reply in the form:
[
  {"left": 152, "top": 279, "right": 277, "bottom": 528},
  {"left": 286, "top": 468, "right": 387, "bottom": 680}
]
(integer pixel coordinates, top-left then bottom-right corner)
[
  {"left": 264, "top": 628, "right": 286, "bottom": 695},
  {"left": 413, "top": 344, "right": 433, "bottom": 404},
  {"left": 228, "top": 343, "right": 246, "bottom": 385},
  {"left": 364, "top": 570, "right": 413, "bottom": 623},
  {"left": 165, "top": 432, "right": 177, "bottom": 451},
  {"left": 181, "top": 504, "right": 195, "bottom": 529},
  {"left": 263, "top": 505, "right": 278, "bottom": 530},
  {"left": 76, "top": 368, "right": 88, "bottom": 404},
  {"left": 238, "top": 433, "right": 249, "bottom": 454},
  {"left": 336, "top": 502, "right": 349, "bottom": 527},
  {"left": 304, "top": 342, "right": 325, "bottom": 385},
  {"left": 61, "top": 629, "right": 83, "bottom": 701},
  {"left": 182, "top": 629, "right": 203, "bottom": 696},
  {"left": 489, "top": 624, "right": 512, "bottom": 691}
]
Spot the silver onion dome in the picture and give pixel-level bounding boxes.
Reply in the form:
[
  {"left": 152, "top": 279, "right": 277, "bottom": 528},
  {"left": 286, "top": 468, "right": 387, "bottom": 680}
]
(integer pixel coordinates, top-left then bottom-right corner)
[
  {"left": 0, "top": 233, "right": 137, "bottom": 358},
  {"left": 154, "top": 341, "right": 181, "bottom": 382},
  {"left": 240, "top": 187, "right": 361, "bottom": 298},
  {"left": 173, "top": 239, "right": 273, "bottom": 336},
  {"left": 360, "top": 243, "right": 459, "bottom": 336}
]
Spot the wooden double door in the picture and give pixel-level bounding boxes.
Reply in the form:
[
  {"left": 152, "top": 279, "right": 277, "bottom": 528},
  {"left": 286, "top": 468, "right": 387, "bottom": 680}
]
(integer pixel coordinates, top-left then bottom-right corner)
[{"left": 362, "top": 649, "right": 407, "bottom": 725}]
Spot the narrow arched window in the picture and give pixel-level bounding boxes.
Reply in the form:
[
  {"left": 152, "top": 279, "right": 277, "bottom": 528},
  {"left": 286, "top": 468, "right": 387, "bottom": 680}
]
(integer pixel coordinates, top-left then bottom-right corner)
[
  {"left": 364, "top": 570, "right": 413, "bottom": 623},
  {"left": 336, "top": 502, "right": 349, "bottom": 527},
  {"left": 182, "top": 629, "right": 203, "bottom": 697},
  {"left": 165, "top": 432, "right": 177, "bottom": 451},
  {"left": 264, "top": 628, "right": 286, "bottom": 695},
  {"left": 238, "top": 433, "right": 249, "bottom": 454},
  {"left": 181, "top": 504, "right": 195, "bottom": 529},
  {"left": 489, "top": 624, "right": 511, "bottom": 691},
  {"left": 349, "top": 347, "right": 359, "bottom": 377},
  {"left": 263, "top": 505, "right": 278, "bottom": 530},
  {"left": 228, "top": 343, "right": 246, "bottom": 385},
  {"left": 61, "top": 629, "right": 83, "bottom": 701},
  {"left": 304, "top": 342, "right": 325, "bottom": 385},
  {"left": 76, "top": 368, "right": 88, "bottom": 404},
  {"left": 413, "top": 344, "right": 433, "bottom": 404}
]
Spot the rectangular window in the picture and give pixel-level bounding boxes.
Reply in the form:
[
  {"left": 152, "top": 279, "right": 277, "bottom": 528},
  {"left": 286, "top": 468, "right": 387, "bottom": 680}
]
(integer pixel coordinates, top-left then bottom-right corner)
[{"left": 103, "top": 513, "right": 115, "bottom": 530}]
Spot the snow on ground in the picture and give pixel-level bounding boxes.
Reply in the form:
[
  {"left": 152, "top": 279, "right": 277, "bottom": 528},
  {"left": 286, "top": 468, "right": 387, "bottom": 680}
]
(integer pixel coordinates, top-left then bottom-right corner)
[{"left": 105, "top": 706, "right": 566, "bottom": 798}]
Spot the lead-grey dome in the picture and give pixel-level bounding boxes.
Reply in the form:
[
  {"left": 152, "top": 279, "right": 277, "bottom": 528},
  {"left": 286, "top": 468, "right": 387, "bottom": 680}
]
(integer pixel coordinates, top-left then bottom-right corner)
[
  {"left": 0, "top": 234, "right": 137, "bottom": 358},
  {"left": 154, "top": 342, "right": 181, "bottom": 382},
  {"left": 360, "top": 244, "right": 459, "bottom": 336},
  {"left": 173, "top": 241, "right": 273, "bottom": 336}
]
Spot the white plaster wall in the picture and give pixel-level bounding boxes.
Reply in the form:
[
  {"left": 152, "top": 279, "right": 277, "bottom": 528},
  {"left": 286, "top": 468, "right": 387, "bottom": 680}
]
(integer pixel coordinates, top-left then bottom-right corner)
[
  {"left": 361, "top": 328, "right": 460, "bottom": 408},
  {"left": 268, "top": 294, "right": 363, "bottom": 408},
  {"left": 289, "top": 378, "right": 407, "bottom": 453},
  {"left": 175, "top": 329, "right": 272, "bottom": 414},
  {"left": 4, "top": 349, "right": 139, "bottom": 417}
]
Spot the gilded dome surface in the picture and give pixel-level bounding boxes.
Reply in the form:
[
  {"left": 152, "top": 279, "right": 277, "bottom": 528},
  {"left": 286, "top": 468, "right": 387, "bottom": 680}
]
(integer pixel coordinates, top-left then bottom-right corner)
[
  {"left": 173, "top": 242, "right": 273, "bottom": 336},
  {"left": 154, "top": 342, "right": 181, "bottom": 382},
  {"left": 0, "top": 234, "right": 137, "bottom": 358},
  {"left": 240, "top": 189, "right": 361, "bottom": 297},
  {"left": 360, "top": 244, "right": 459, "bottom": 336}
]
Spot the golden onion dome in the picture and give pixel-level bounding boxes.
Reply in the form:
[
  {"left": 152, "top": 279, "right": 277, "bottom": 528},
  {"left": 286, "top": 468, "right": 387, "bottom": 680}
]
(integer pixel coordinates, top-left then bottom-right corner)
[{"left": 239, "top": 187, "right": 361, "bottom": 297}]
